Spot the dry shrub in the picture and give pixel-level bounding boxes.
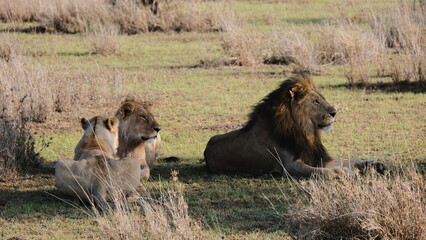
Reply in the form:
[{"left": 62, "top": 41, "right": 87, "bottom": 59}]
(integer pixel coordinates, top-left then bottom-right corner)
[
  {"left": 112, "top": 0, "right": 150, "bottom": 34},
  {"left": 0, "top": 114, "right": 45, "bottom": 180},
  {"left": 0, "top": 0, "right": 40, "bottom": 22},
  {"left": 87, "top": 24, "right": 121, "bottom": 56},
  {"left": 271, "top": 31, "right": 320, "bottom": 74},
  {"left": 0, "top": 0, "right": 227, "bottom": 34},
  {"left": 222, "top": 27, "right": 267, "bottom": 66},
  {"left": 0, "top": 55, "right": 115, "bottom": 121},
  {"left": 389, "top": 55, "right": 426, "bottom": 83},
  {"left": 340, "top": 30, "right": 379, "bottom": 85},
  {"left": 312, "top": 23, "right": 386, "bottom": 84},
  {"left": 95, "top": 184, "right": 204, "bottom": 240},
  {"left": 370, "top": 1, "right": 425, "bottom": 55},
  {"left": 39, "top": 0, "right": 111, "bottom": 34},
  {"left": 286, "top": 168, "right": 426, "bottom": 239},
  {"left": 0, "top": 56, "right": 53, "bottom": 123},
  {"left": 151, "top": 0, "right": 223, "bottom": 33}
]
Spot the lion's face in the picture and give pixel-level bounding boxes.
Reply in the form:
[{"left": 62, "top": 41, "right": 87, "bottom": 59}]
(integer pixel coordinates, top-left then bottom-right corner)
[
  {"left": 291, "top": 89, "right": 336, "bottom": 132},
  {"left": 117, "top": 102, "right": 161, "bottom": 144}
]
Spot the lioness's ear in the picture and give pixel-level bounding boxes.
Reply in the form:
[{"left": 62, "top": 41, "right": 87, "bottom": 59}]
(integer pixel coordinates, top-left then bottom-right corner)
[
  {"left": 81, "top": 118, "right": 89, "bottom": 130},
  {"left": 105, "top": 116, "right": 119, "bottom": 131},
  {"left": 119, "top": 102, "right": 135, "bottom": 118}
]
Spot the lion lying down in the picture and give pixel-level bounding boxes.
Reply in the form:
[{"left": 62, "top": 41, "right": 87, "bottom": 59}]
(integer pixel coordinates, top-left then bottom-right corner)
[
  {"left": 204, "top": 76, "right": 386, "bottom": 178},
  {"left": 55, "top": 116, "right": 140, "bottom": 208}
]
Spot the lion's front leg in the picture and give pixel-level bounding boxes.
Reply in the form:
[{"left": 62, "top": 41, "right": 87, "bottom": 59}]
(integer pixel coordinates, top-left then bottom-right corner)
[
  {"left": 283, "top": 159, "right": 353, "bottom": 179},
  {"left": 326, "top": 159, "right": 387, "bottom": 175}
]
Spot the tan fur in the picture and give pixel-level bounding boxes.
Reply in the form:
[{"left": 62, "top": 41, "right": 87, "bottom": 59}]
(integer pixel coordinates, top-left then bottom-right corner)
[
  {"left": 116, "top": 101, "right": 161, "bottom": 180},
  {"left": 55, "top": 116, "right": 140, "bottom": 208},
  {"left": 204, "top": 76, "right": 386, "bottom": 178}
]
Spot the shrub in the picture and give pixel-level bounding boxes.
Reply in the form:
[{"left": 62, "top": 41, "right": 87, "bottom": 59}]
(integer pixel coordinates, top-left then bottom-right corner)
[{"left": 0, "top": 112, "right": 45, "bottom": 181}]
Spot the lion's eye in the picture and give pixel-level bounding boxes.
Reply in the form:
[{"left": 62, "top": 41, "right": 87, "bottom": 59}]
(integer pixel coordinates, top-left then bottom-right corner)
[
  {"left": 140, "top": 115, "right": 147, "bottom": 120},
  {"left": 314, "top": 99, "right": 320, "bottom": 105}
]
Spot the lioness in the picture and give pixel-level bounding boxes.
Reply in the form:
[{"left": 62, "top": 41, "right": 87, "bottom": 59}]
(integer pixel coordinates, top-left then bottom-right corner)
[
  {"left": 204, "top": 76, "right": 386, "bottom": 178},
  {"left": 116, "top": 101, "right": 161, "bottom": 180},
  {"left": 55, "top": 116, "right": 140, "bottom": 208}
]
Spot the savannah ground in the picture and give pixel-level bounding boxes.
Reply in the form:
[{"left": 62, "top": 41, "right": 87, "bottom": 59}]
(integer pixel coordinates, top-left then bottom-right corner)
[{"left": 0, "top": 0, "right": 425, "bottom": 239}]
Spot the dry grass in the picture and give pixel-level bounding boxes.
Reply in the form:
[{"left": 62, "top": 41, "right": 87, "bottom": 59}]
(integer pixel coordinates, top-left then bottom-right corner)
[
  {"left": 0, "top": 33, "right": 22, "bottom": 61},
  {"left": 221, "top": 28, "right": 266, "bottom": 66},
  {"left": 87, "top": 24, "right": 121, "bottom": 56},
  {"left": 94, "top": 183, "right": 204, "bottom": 240},
  {"left": 388, "top": 55, "right": 426, "bottom": 83},
  {"left": 284, "top": 168, "right": 426, "bottom": 239},
  {"left": 370, "top": 1, "right": 425, "bottom": 55},
  {"left": 0, "top": 0, "right": 226, "bottom": 34},
  {"left": 272, "top": 30, "right": 320, "bottom": 74},
  {"left": 0, "top": 54, "right": 120, "bottom": 122}
]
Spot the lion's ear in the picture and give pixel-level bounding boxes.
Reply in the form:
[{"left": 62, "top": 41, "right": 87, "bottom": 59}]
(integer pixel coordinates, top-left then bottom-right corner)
[
  {"left": 105, "top": 116, "right": 119, "bottom": 131},
  {"left": 81, "top": 118, "right": 89, "bottom": 130},
  {"left": 142, "top": 101, "right": 153, "bottom": 110},
  {"left": 289, "top": 84, "right": 304, "bottom": 100},
  {"left": 119, "top": 102, "right": 135, "bottom": 118}
]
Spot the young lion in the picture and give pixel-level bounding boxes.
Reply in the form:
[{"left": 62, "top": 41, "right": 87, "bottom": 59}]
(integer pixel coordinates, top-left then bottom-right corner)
[
  {"left": 115, "top": 101, "right": 162, "bottom": 181},
  {"left": 55, "top": 116, "right": 141, "bottom": 208}
]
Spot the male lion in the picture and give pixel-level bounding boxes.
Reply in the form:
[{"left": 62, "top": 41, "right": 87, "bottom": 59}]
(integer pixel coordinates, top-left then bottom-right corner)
[
  {"left": 116, "top": 101, "right": 161, "bottom": 180},
  {"left": 55, "top": 116, "right": 141, "bottom": 208},
  {"left": 204, "top": 76, "right": 385, "bottom": 178}
]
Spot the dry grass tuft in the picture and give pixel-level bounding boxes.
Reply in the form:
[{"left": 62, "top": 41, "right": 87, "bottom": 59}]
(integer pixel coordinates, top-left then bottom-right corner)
[
  {"left": 0, "top": 56, "right": 53, "bottom": 123},
  {"left": 271, "top": 30, "right": 320, "bottom": 74},
  {"left": 87, "top": 24, "right": 121, "bottom": 56},
  {"left": 0, "top": 33, "right": 22, "bottom": 62},
  {"left": 94, "top": 184, "right": 204, "bottom": 240},
  {"left": 222, "top": 28, "right": 266, "bottom": 67},
  {"left": 285, "top": 168, "right": 426, "bottom": 239},
  {"left": 370, "top": 1, "right": 425, "bottom": 55}
]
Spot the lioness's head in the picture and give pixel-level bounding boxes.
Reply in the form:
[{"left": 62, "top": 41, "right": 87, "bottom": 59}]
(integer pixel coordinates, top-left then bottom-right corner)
[
  {"left": 288, "top": 78, "right": 336, "bottom": 132},
  {"left": 74, "top": 116, "right": 119, "bottom": 159},
  {"left": 116, "top": 101, "right": 161, "bottom": 143}
]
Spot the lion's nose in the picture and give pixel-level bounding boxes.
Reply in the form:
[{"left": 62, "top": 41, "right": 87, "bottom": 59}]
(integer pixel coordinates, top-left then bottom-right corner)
[
  {"left": 330, "top": 111, "right": 336, "bottom": 118},
  {"left": 154, "top": 126, "right": 161, "bottom": 132}
]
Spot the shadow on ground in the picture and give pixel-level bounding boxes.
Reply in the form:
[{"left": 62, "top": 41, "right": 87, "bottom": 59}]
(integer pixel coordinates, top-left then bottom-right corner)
[{"left": 331, "top": 81, "right": 426, "bottom": 93}]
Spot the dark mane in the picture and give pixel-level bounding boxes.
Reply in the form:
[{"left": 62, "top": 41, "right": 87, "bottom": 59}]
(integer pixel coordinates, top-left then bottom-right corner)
[{"left": 242, "top": 75, "right": 332, "bottom": 166}]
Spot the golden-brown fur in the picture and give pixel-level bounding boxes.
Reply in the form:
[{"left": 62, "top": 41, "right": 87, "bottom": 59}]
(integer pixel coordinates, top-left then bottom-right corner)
[
  {"left": 116, "top": 101, "right": 161, "bottom": 180},
  {"left": 55, "top": 116, "right": 140, "bottom": 208},
  {"left": 204, "top": 76, "right": 386, "bottom": 178}
]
